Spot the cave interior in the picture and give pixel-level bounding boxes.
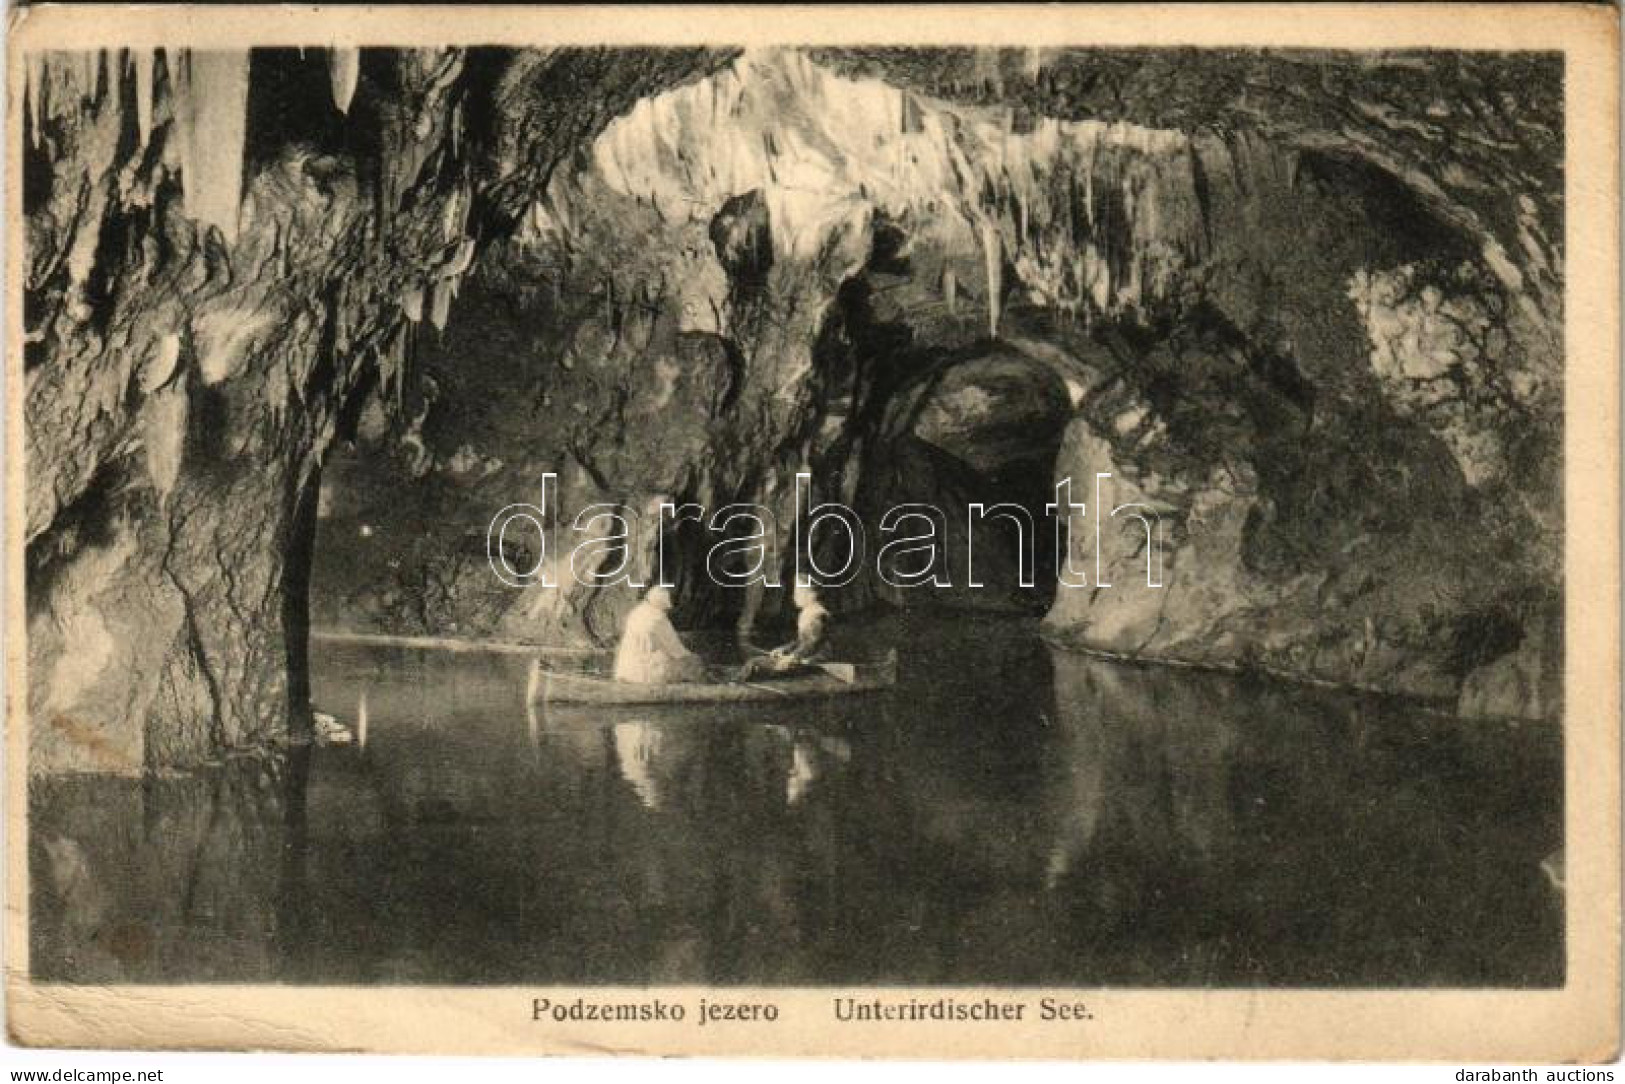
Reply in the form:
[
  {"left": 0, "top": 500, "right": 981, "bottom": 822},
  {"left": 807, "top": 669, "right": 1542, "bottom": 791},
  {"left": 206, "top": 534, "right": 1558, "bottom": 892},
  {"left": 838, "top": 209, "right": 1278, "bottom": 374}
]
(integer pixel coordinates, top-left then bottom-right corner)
[
  {"left": 18, "top": 40, "right": 1572, "bottom": 991},
  {"left": 22, "top": 44, "right": 1563, "bottom": 776}
]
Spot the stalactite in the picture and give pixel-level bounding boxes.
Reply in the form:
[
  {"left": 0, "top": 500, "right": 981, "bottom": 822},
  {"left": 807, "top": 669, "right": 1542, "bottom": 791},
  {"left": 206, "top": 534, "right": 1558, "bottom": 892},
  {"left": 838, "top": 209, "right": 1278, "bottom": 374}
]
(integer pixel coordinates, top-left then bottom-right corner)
[
  {"left": 972, "top": 45, "right": 1003, "bottom": 98},
  {"left": 401, "top": 286, "right": 424, "bottom": 323},
  {"left": 131, "top": 49, "right": 154, "bottom": 147},
  {"left": 429, "top": 279, "right": 452, "bottom": 331},
  {"left": 901, "top": 93, "right": 924, "bottom": 135},
  {"left": 329, "top": 48, "right": 360, "bottom": 115},
  {"left": 444, "top": 238, "right": 476, "bottom": 279},
  {"left": 139, "top": 333, "right": 183, "bottom": 394},
  {"left": 527, "top": 200, "right": 554, "bottom": 238},
  {"left": 980, "top": 218, "right": 1002, "bottom": 338},
  {"left": 101, "top": 49, "right": 118, "bottom": 109},
  {"left": 263, "top": 365, "right": 289, "bottom": 435},
  {"left": 373, "top": 326, "right": 409, "bottom": 416},
  {"left": 173, "top": 50, "right": 251, "bottom": 243},
  {"left": 394, "top": 326, "right": 410, "bottom": 416},
  {"left": 1024, "top": 47, "right": 1044, "bottom": 82},
  {"left": 25, "top": 53, "right": 43, "bottom": 148},
  {"left": 71, "top": 51, "right": 98, "bottom": 103},
  {"left": 441, "top": 185, "right": 469, "bottom": 242},
  {"left": 166, "top": 49, "right": 193, "bottom": 203},
  {"left": 578, "top": 49, "right": 1211, "bottom": 326}
]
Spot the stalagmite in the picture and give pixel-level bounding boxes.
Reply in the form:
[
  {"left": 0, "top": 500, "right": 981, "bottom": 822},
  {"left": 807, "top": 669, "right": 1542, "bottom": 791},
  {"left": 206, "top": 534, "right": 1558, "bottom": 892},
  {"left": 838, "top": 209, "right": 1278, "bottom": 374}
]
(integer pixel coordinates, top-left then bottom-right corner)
[
  {"left": 329, "top": 47, "right": 360, "bottom": 115},
  {"left": 174, "top": 50, "right": 251, "bottom": 243}
]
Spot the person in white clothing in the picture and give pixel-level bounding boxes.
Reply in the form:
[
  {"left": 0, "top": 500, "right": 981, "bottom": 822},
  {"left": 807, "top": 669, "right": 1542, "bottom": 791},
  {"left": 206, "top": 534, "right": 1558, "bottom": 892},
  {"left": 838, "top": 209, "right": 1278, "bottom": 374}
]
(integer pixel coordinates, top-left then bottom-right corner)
[
  {"left": 613, "top": 586, "right": 708, "bottom": 685},
  {"left": 738, "top": 583, "right": 830, "bottom": 681}
]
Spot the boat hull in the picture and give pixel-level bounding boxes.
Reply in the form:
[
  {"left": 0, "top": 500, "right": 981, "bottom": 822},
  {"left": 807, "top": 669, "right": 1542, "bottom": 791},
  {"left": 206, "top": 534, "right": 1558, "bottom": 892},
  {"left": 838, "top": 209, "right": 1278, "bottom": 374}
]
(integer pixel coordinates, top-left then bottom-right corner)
[{"left": 529, "top": 656, "right": 897, "bottom": 705}]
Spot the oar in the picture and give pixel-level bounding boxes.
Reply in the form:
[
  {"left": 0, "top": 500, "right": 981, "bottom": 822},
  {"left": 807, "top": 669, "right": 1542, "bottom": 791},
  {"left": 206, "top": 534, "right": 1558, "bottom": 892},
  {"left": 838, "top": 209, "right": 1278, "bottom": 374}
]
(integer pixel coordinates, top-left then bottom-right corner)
[
  {"left": 738, "top": 679, "right": 792, "bottom": 697},
  {"left": 718, "top": 649, "right": 789, "bottom": 696},
  {"left": 742, "top": 641, "right": 857, "bottom": 684}
]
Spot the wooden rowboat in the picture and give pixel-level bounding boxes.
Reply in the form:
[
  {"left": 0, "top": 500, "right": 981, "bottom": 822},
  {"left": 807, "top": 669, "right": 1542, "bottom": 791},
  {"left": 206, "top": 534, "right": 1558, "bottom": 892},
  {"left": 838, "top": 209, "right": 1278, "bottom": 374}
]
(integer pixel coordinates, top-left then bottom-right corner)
[{"left": 529, "top": 651, "right": 898, "bottom": 705}]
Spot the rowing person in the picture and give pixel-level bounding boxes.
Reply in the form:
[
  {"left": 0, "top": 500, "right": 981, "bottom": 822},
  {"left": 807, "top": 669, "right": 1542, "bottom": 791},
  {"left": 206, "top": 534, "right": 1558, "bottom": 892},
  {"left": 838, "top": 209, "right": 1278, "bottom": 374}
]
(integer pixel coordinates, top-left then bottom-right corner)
[
  {"left": 613, "top": 585, "right": 709, "bottom": 685},
  {"left": 737, "top": 583, "right": 830, "bottom": 682}
]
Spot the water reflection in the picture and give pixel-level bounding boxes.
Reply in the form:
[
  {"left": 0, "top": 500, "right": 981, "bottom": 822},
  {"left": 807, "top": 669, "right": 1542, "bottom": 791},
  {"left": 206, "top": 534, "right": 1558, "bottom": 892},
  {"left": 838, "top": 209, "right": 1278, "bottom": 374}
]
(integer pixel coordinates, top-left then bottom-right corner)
[
  {"left": 612, "top": 721, "right": 665, "bottom": 809},
  {"left": 31, "top": 614, "right": 1562, "bottom": 986}
]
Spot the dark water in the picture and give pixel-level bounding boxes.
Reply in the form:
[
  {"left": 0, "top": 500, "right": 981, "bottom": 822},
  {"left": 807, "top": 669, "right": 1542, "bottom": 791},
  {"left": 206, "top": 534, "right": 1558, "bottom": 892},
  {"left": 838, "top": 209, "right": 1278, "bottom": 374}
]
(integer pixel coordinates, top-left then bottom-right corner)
[{"left": 30, "top": 613, "right": 1563, "bottom": 986}]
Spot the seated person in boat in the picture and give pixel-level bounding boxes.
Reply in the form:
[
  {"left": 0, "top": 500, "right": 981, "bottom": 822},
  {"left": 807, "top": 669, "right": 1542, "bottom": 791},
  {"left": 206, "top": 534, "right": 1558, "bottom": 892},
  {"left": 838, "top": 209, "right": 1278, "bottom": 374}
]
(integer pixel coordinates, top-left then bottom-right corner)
[
  {"left": 613, "top": 585, "right": 709, "bottom": 685},
  {"left": 738, "top": 583, "right": 830, "bottom": 681}
]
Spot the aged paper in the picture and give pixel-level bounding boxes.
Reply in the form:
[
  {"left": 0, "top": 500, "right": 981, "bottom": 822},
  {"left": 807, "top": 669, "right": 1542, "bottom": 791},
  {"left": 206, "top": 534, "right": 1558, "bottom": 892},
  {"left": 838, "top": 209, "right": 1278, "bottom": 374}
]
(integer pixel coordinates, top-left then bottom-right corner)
[{"left": 6, "top": 2, "right": 1619, "bottom": 1060}]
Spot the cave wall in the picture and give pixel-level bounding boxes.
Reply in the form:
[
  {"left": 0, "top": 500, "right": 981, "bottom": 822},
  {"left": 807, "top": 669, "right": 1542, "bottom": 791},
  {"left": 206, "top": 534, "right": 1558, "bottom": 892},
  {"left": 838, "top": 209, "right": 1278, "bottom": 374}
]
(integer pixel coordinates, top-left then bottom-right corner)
[
  {"left": 790, "top": 48, "right": 1560, "bottom": 717},
  {"left": 813, "top": 51, "right": 1563, "bottom": 716},
  {"left": 1033, "top": 131, "right": 1561, "bottom": 718},
  {"left": 22, "top": 46, "right": 734, "bottom": 773}
]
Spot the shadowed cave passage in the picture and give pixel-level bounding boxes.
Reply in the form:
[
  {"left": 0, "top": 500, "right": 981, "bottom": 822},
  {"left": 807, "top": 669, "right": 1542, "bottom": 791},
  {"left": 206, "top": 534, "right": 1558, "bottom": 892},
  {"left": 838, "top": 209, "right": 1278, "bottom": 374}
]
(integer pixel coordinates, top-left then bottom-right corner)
[{"left": 859, "top": 345, "right": 1077, "bottom": 611}]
